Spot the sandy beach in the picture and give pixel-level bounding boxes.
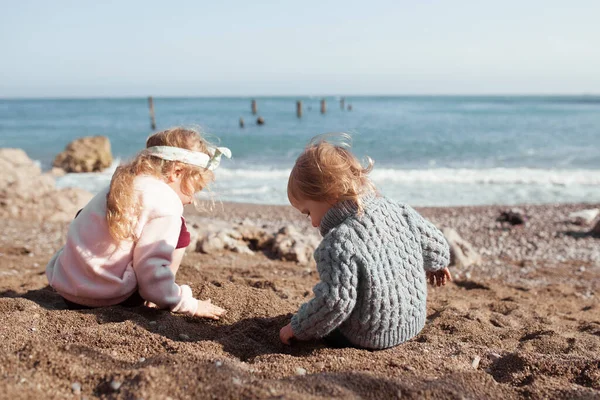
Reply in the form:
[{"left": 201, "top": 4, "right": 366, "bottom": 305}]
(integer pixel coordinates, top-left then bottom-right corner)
[{"left": 1, "top": 200, "right": 599, "bottom": 399}]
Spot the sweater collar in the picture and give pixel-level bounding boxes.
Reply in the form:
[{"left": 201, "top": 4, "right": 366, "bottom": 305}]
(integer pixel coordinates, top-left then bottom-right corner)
[{"left": 319, "top": 193, "right": 376, "bottom": 236}]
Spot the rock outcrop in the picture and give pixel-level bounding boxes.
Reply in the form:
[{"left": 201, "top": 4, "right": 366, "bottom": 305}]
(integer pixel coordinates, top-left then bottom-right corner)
[
  {"left": 53, "top": 136, "right": 113, "bottom": 173},
  {"left": 0, "top": 148, "right": 92, "bottom": 222}
]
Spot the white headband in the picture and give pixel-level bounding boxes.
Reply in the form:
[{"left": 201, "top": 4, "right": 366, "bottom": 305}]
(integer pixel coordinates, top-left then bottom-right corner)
[{"left": 145, "top": 145, "right": 232, "bottom": 171}]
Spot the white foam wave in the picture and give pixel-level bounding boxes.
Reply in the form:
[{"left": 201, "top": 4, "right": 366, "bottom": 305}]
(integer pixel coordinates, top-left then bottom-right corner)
[
  {"left": 215, "top": 167, "right": 600, "bottom": 186},
  {"left": 370, "top": 168, "right": 600, "bottom": 186},
  {"left": 55, "top": 158, "right": 120, "bottom": 192},
  {"left": 54, "top": 165, "right": 600, "bottom": 206}
]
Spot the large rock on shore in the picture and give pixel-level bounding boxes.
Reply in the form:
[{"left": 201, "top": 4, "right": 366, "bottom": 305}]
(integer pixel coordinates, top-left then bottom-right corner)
[
  {"left": 0, "top": 148, "right": 92, "bottom": 222},
  {"left": 53, "top": 136, "right": 113, "bottom": 173}
]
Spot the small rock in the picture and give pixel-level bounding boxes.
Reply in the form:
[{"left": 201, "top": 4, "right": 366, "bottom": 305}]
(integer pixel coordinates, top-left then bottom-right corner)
[
  {"left": 488, "top": 353, "right": 501, "bottom": 362},
  {"left": 497, "top": 208, "right": 527, "bottom": 226},
  {"left": 138, "top": 357, "right": 146, "bottom": 363},
  {"left": 472, "top": 356, "right": 481, "bottom": 369},
  {"left": 109, "top": 380, "right": 122, "bottom": 391},
  {"left": 232, "top": 377, "right": 242, "bottom": 385},
  {"left": 71, "top": 382, "right": 82, "bottom": 394},
  {"left": 215, "top": 360, "right": 223, "bottom": 367},
  {"left": 442, "top": 227, "right": 481, "bottom": 268},
  {"left": 579, "top": 266, "right": 586, "bottom": 272},
  {"left": 179, "top": 333, "right": 190, "bottom": 340},
  {"left": 294, "top": 367, "right": 307, "bottom": 376},
  {"left": 568, "top": 209, "right": 600, "bottom": 226},
  {"left": 591, "top": 219, "right": 600, "bottom": 237}
]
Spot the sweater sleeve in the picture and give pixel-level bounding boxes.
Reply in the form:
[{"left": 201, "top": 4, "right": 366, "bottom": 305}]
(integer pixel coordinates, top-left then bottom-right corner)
[
  {"left": 132, "top": 215, "right": 198, "bottom": 315},
  {"left": 290, "top": 237, "right": 358, "bottom": 340},
  {"left": 405, "top": 205, "right": 450, "bottom": 272}
]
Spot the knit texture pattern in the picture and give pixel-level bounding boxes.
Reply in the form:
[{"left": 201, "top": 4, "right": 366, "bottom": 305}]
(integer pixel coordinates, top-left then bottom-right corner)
[{"left": 290, "top": 195, "right": 450, "bottom": 349}]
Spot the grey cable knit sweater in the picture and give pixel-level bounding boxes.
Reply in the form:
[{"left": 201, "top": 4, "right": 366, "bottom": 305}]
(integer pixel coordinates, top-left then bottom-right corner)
[{"left": 290, "top": 194, "right": 450, "bottom": 349}]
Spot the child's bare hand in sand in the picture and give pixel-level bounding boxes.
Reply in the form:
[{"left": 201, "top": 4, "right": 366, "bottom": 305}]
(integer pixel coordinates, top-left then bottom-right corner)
[
  {"left": 427, "top": 267, "right": 452, "bottom": 287},
  {"left": 195, "top": 299, "right": 226, "bottom": 320},
  {"left": 279, "top": 323, "right": 294, "bottom": 345}
]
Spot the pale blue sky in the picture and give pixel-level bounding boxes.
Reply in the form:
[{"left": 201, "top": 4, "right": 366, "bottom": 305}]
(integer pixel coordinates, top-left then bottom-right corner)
[{"left": 1, "top": 0, "right": 599, "bottom": 97}]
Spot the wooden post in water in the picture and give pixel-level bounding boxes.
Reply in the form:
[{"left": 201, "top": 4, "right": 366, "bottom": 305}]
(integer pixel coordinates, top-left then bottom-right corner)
[
  {"left": 340, "top": 97, "right": 345, "bottom": 110},
  {"left": 251, "top": 99, "right": 257, "bottom": 115},
  {"left": 239, "top": 117, "right": 245, "bottom": 128},
  {"left": 296, "top": 100, "right": 303, "bottom": 118},
  {"left": 148, "top": 96, "right": 156, "bottom": 130},
  {"left": 320, "top": 99, "right": 327, "bottom": 114}
]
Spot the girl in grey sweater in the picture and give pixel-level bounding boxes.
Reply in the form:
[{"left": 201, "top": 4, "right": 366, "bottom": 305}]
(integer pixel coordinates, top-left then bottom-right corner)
[{"left": 279, "top": 135, "right": 452, "bottom": 350}]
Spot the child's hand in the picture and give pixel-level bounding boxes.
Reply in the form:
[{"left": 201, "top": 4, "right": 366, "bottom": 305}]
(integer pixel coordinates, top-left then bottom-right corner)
[
  {"left": 194, "top": 299, "right": 226, "bottom": 320},
  {"left": 426, "top": 267, "right": 452, "bottom": 287},
  {"left": 279, "top": 323, "right": 295, "bottom": 345}
]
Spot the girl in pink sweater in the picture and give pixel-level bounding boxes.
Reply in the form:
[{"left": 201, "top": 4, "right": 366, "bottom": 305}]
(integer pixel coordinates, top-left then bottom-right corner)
[{"left": 46, "top": 127, "right": 230, "bottom": 319}]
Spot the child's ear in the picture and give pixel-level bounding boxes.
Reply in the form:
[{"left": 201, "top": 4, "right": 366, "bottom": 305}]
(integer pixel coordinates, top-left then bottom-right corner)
[
  {"left": 326, "top": 195, "right": 339, "bottom": 205},
  {"left": 168, "top": 166, "right": 183, "bottom": 182}
]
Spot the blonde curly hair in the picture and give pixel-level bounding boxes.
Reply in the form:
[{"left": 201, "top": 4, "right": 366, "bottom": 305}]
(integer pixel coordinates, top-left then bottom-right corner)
[
  {"left": 106, "top": 127, "right": 215, "bottom": 241},
  {"left": 288, "top": 133, "right": 375, "bottom": 213}
]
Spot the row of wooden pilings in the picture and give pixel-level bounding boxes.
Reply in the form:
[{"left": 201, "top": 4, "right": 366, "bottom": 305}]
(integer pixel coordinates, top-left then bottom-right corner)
[
  {"left": 251, "top": 98, "right": 351, "bottom": 118},
  {"left": 147, "top": 97, "right": 352, "bottom": 130}
]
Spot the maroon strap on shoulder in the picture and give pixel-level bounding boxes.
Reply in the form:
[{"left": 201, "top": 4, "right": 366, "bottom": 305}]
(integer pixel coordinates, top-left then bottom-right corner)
[{"left": 176, "top": 217, "right": 191, "bottom": 249}]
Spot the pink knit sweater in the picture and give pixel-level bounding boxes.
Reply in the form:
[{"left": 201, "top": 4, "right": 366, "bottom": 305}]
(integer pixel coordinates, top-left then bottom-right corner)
[{"left": 46, "top": 175, "right": 198, "bottom": 315}]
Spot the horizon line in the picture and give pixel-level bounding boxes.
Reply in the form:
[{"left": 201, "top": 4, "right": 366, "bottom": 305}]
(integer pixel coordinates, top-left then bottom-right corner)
[{"left": 1, "top": 93, "right": 599, "bottom": 101}]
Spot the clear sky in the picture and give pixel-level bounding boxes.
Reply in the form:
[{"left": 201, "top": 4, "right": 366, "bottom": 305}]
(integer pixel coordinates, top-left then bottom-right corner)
[{"left": 1, "top": 0, "right": 599, "bottom": 97}]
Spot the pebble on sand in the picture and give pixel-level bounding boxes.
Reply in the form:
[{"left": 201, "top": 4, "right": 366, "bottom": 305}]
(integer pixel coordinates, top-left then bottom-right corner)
[
  {"left": 179, "top": 333, "right": 190, "bottom": 340},
  {"left": 294, "top": 367, "right": 307, "bottom": 376},
  {"left": 71, "top": 382, "right": 82, "bottom": 394},
  {"left": 471, "top": 356, "right": 481, "bottom": 369},
  {"left": 109, "top": 380, "right": 122, "bottom": 391}
]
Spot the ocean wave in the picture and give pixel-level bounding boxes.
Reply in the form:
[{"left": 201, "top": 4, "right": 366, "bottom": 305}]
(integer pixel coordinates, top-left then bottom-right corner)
[
  {"left": 56, "top": 166, "right": 600, "bottom": 195},
  {"left": 369, "top": 168, "right": 600, "bottom": 185},
  {"left": 215, "top": 167, "right": 600, "bottom": 186}
]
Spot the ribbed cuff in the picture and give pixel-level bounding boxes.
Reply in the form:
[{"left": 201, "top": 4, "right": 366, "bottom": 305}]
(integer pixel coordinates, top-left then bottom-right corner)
[
  {"left": 171, "top": 285, "right": 198, "bottom": 316},
  {"left": 342, "top": 313, "right": 426, "bottom": 350},
  {"left": 290, "top": 313, "right": 309, "bottom": 340}
]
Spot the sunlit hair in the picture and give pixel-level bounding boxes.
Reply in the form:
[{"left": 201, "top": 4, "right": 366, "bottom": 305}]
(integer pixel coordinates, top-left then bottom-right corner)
[
  {"left": 288, "top": 133, "right": 375, "bottom": 213},
  {"left": 106, "top": 127, "right": 215, "bottom": 241}
]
